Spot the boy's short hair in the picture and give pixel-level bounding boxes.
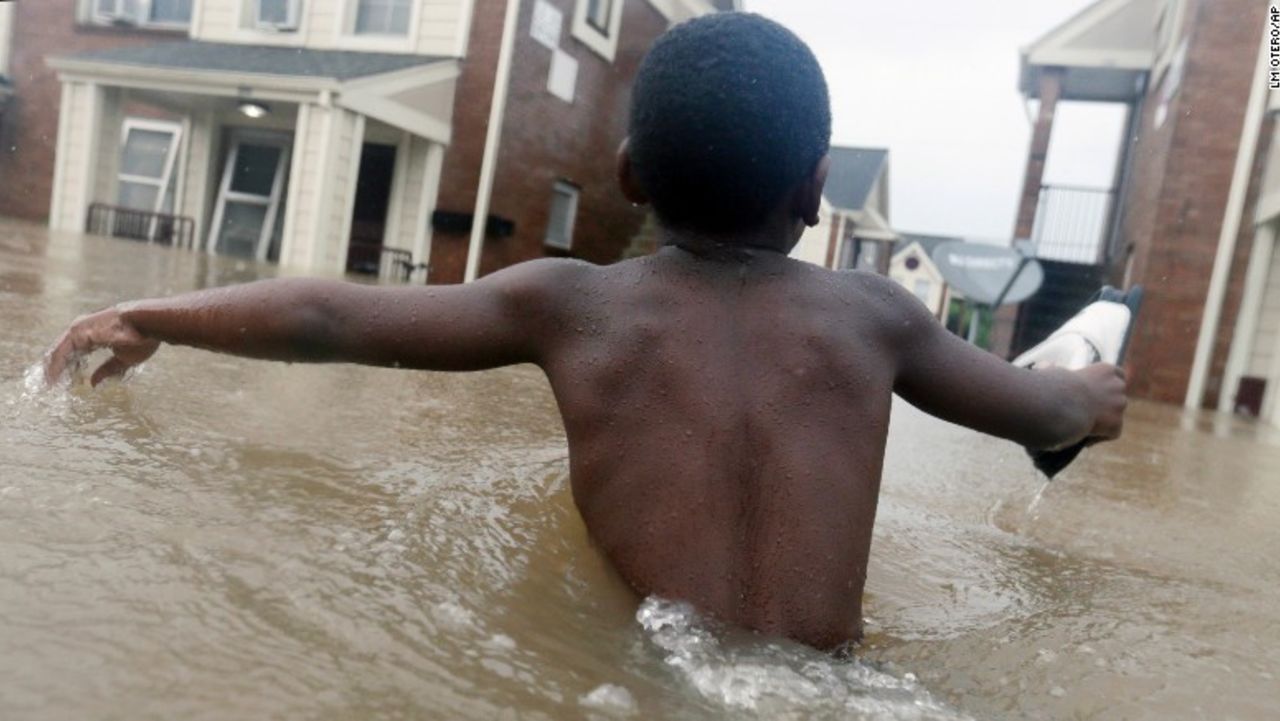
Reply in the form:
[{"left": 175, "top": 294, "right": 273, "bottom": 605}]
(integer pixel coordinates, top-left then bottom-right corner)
[{"left": 628, "top": 13, "right": 832, "bottom": 237}]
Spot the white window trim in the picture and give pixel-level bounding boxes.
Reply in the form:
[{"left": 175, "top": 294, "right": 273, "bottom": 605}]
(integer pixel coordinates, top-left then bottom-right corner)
[
  {"left": 207, "top": 131, "right": 293, "bottom": 262},
  {"left": 348, "top": 0, "right": 416, "bottom": 37},
  {"left": 1152, "top": 0, "right": 1187, "bottom": 86},
  {"left": 86, "top": 0, "right": 193, "bottom": 29},
  {"left": 334, "top": 0, "right": 421, "bottom": 53},
  {"left": 117, "top": 118, "right": 184, "bottom": 215},
  {"left": 545, "top": 181, "right": 580, "bottom": 251},
  {"left": 571, "top": 0, "right": 624, "bottom": 63},
  {"left": 254, "top": 0, "right": 302, "bottom": 32}
]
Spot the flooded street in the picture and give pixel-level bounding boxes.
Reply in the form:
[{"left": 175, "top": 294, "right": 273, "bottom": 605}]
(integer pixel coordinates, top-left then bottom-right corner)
[{"left": 2, "top": 220, "right": 1279, "bottom": 720}]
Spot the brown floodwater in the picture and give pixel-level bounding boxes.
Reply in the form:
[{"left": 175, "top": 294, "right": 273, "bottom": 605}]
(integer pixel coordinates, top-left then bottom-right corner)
[{"left": 2, "top": 219, "right": 1278, "bottom": 720}]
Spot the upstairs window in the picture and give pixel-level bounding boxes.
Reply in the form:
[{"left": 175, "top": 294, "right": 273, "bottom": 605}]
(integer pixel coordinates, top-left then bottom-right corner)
[
  {"left": 92, "top": 0, "right": 191, "bottom": 27},
  {"left": 572, "top": 0, "right": 623, "bottom": 61},
  {"left": 257, "top": 0, "right": 301, "bottom": 31},
  {"left": 585, "top": 0, "right": 612, "bottom": 35},
  {"left": 148, "top": 0, "right": 193, "bottom": 25},
  {"left": 356, "top": 0, "right": 413, "bottom": 35},
  {"left": 545, "top": 181, "right": 580, "bottom": 251}
]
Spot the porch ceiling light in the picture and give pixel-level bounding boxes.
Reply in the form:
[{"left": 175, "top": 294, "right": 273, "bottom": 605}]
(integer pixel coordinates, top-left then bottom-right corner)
[{"left": 238, "top": 101, "right": 271, "bottom": 119}]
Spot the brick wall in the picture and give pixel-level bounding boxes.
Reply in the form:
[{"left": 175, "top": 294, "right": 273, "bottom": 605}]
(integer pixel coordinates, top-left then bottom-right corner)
[
  {"left": 429, "top": 0, "right": 663, "bottom": 283},
  {"left": 1113, "top": 0, "right": 1265, "bottom": 405},
  {"left": 0, "top": 0, "right": 183, "bottom": 221}
]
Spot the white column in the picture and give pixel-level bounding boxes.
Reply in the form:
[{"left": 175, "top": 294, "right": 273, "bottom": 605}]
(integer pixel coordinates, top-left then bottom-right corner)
[
  {"left": 277, "top": 101, "right": 365, "bottom": 275},
  {"left": 413, "top": 141, "right": 444, "bottom": 268},
  {"left": 49, "top": 81, "right": 104, "bottom": 233},
  {"left": 1220, "top": 222, "right": 1277, "bottom": 412},
  {"left": 1265, "top": 315, "right": 1280, "bottom": 426},
  {"left": 0, "top": 3, "right": 15, "bottom": 78},
  {"left": 179, "top": 110, "right": 217, "bottom": 248}
]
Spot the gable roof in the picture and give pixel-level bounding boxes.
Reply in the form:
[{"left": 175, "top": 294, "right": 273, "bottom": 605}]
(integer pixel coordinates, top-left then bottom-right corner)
[
  {"left": 62, "top": 41, "right": 446, "bottom": 82},
  {"left": 897, "top": 232, "right": 959, "bottom": 259},
  {"left": 824, "top": 146, "right": 889, "bottom": 212}
]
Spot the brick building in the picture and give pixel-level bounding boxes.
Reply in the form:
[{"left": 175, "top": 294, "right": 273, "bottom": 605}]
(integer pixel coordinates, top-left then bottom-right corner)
[
  {"left": 0, "top": 0, "right": 735, "bottom": 283},
  {"left": 1007, "top": 0, "right": 1280, "bottom": 426}
]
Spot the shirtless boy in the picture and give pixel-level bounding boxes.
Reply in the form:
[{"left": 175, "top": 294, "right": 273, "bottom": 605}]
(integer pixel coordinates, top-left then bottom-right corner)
[{"left": 44, "top": 14, "right": 1127, "bottom": 651}]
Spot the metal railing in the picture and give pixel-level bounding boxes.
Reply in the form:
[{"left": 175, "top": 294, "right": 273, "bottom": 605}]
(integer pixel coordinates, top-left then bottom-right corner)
[
  {"left": 347, "top": 243, "right": 427, "bottom": 284},
  {"left": 86, "top": 203, "right": 196, "bottom": 248},
  {"left": 1030, "top": 185, "right": 1115, "bottom": 265}
]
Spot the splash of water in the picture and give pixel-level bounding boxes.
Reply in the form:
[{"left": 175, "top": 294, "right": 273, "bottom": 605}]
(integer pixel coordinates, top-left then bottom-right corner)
[{"left": 636, "top": 598, "right": 970, "bottom": 720}]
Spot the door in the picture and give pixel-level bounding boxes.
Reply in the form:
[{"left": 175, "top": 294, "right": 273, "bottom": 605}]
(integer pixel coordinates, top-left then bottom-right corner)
[
  {"left": 346, "top": 143, "right": 398, "bottom": 275},
  {"left": 208, "top": 133, "right": 291, "bottom": 261}
]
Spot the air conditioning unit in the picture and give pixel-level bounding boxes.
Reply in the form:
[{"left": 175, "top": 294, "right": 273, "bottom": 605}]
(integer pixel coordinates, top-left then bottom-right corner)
[{"left": 256, "top": 0, "right": 300, "bottom": 32}]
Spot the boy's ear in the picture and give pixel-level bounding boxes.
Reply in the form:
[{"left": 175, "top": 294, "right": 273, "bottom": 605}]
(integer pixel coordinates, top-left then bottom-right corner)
[
  {"left": 795, "top": 155, "right": 831, "bottom": 227},
  {"left": 617, "top": 138, "right": 650, "bottom": 206}
]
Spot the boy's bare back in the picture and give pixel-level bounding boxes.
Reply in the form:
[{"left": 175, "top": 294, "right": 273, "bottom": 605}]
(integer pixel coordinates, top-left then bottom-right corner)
[
  {"left": 42, "top": 14, "right": 1126, "bottom": 651},
  {"left": 544, "top": 247, "right": 904, "bottom": 648}
]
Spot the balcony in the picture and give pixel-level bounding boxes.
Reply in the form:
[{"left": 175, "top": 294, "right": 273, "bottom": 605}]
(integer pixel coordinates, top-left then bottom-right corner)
[{"left": 1030, "top": 185, "right": 1115, "bottom": 265}]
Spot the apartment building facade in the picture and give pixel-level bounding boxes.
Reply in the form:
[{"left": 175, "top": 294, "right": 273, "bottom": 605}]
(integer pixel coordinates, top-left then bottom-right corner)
[
  {"left": 1011, "top": 0, "right": 1280, "bottom": 426},
  {"left": 0, "top": 0, "right": 732, "bottom": 283}
]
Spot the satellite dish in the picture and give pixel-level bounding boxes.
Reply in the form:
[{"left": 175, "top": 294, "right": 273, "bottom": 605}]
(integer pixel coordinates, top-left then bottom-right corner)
[{"left": 931, "top": 242, "right": 1044, "bottom": 306}]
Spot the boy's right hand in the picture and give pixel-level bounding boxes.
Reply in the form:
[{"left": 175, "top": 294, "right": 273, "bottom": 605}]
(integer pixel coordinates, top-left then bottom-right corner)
[
  {"left": 1075, "top": 363, "right": 1128, "bottom": 442},
  {"left": 44, "top": 306, "right": 161, "bottom": 388}
]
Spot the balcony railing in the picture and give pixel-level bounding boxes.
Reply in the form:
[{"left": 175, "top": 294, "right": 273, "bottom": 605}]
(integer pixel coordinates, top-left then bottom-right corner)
[
  {"left": 347, "top": 243, "right": 426, "bottom": 283},
  {"left": 86, "top": 203, "right": 196, "bottom": 248},
  {"left": 1030, "top": 185, "right": 1115, "bottom": 265}
]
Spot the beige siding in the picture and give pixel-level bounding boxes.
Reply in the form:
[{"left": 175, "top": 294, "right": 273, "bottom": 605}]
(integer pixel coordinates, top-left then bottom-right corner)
[
  {"left": 387, "top": 135, "right": 429, "bottom": 252},
  {"left": 180, "top": 112, "right": 218, "bottom": 246},
  {"left": 280, "top": 104, "right": 326, "bottom": 268},
  {"left": 1249, "top": 247, "right": 1280, "bottom": 377},
  {"left": 792, "top": 204, "right": 835, "bottom": 267},
  {"left": 278, "top": 104, "right": 363, "bottom": 274},
  {"left": 382, "top": 135, "right": 443, "bottom": 264},
  {"left": 309, "top": 0, "right": 342, "bottom": 44},
  {"left": 51, "top": 83, "right": 104, "bottom": 232},
  {"left": 416, "top": 0, "right": 467, "bottom": 56},
  {"left": 195, "top": 0, "right": 243, "bottom": 42},
  {"left": 92, "top": 91, "right": 126, "bottom": 209}
]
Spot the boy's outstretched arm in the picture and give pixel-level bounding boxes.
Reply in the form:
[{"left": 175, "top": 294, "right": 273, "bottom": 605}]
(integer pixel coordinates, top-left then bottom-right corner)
[
  {"left": 44, "top": 259, "right": 583, "bottom": 387},
  {"left": 878, "top": 277, "right": 1127, "bottom": 451}
]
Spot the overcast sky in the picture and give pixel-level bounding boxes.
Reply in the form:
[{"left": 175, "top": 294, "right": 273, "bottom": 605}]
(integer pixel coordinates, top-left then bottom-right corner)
[{"left": 745, "top": 0, "right": 1128, "bottom": 242}]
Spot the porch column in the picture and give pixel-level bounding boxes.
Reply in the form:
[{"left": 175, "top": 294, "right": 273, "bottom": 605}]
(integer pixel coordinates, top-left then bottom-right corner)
[
  {"left": 1220, "top": 221, "right": 1276, "bottom": 412},
  {"left": 179, "top": 111, "right": 217, "bottom": 248},
  {"left": 278, "top": 101, "right": 365, "bottom": 275},
  {"left": 1014, "top": 67, "right": 1065, "bottom": 240},
  {"left": 381, "top": 133, "right": 444, "bottom": 268},
  {"left": 49, "top": 81, "right": 106, "bottom": 232}
]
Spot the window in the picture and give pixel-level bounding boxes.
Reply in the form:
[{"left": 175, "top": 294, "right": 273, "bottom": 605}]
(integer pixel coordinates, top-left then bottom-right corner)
[
  {"left": 257, "top": 0, "right": 301, "bottom": 30},
  {"left": 571, "top": 0, "right": 623, "bottom": 61},
  {"left": 94, "top": 0, "right": 141, "bottom": 24},
  {"left": 545, "top": 181, "right": 579, "bottom": 251},
  {"left": 585, "top": 0, "right": 612, "bottom": 35},
  {"left": 117, "top": 119, "right": 182, "bottom": 214},
  {"left": 148, "top": 0, "right": 193, "bottom": 25},
  {"left": 356, "top": 0, "right": 413, "bottom": 35}
]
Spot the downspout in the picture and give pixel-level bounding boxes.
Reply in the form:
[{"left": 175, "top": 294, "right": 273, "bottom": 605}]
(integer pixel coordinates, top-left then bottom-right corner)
[
  {"left": 1184, "top": 18, "right": 1271, "bottom": 410},
  {"left": 464, "top": 0, "right": 522, "bottom": 283}
]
